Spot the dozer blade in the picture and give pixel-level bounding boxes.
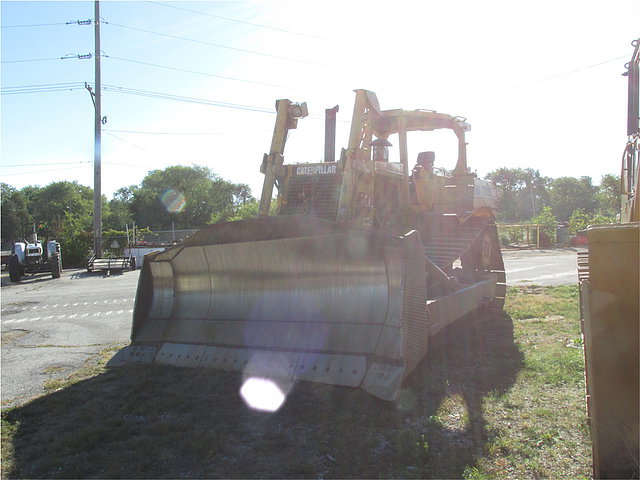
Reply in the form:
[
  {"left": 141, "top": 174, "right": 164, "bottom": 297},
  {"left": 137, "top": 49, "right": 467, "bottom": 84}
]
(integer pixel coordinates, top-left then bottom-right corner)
[{"left": 112, "top": 215, "right": 433, "bottom": 401}]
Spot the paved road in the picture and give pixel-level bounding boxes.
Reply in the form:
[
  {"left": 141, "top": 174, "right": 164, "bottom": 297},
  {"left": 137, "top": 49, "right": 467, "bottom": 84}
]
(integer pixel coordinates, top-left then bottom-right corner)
[
  {"left": 1, "top": 248, "right": 583, "bottom": 408},
  {"left": 502, "top": 247, "right": 584, "bottom": 286},
  {"left": 1, "top": 268, "right": 139, "bottom": 408}
]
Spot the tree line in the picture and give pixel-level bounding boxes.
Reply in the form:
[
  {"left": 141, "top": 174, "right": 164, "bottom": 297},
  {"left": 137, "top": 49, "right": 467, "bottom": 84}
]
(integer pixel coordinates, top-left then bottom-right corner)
[
  {"left": 1, "top": 165, "right": 256, "bottom": 265},
  {"left": 485, "top": 167, "right": 620, "bottom": 245},
  {"left": 1, "top": 165, "right": 621, "bottom": 265}
]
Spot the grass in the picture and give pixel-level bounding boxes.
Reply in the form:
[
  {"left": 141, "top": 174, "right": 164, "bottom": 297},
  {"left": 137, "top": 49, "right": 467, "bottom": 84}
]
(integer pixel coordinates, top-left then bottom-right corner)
[{"left": 1, "top": 285, "right": 592, "bottom": 479}]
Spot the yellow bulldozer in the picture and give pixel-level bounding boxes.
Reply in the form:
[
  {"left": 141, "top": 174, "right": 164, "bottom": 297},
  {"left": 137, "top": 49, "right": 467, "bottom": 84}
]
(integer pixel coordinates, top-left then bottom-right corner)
[
  {"left": 578, "top": 39, "right": 639, "bottom": 478},
  {"left": 112, "top": 90, "right": 505, "bottom": 401}
]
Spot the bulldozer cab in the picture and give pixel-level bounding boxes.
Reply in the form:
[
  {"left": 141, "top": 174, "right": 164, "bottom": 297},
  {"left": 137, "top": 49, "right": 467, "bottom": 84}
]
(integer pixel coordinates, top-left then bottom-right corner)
[{"left": 260, "top": 89, "right": 496, "bottom": 232}]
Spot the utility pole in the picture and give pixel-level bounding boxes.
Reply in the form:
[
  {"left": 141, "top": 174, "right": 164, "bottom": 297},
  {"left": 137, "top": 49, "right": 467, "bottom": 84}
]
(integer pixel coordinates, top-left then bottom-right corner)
[{"left": 93, "top": 0, "right": 102, "bottom": 257}]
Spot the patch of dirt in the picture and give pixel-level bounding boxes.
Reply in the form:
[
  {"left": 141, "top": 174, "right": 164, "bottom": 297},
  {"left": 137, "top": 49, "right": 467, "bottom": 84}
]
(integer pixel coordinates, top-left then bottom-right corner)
[{"left": 1, "top": 329, "right": 30, "bottom": 344}]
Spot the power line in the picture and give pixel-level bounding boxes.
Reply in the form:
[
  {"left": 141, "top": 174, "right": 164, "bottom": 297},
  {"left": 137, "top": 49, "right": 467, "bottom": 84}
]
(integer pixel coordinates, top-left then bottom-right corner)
[
  {"left": 1, "top": 57, "right": 63, "bottom": 64},
  {"left": 1, "top": 82, "right": 277, "bottom": 115},
  {"left": 1, "top": 161, "right": 91, "bottom": 168},
  {"left": 146, "top": 1, "right": 340, "bottom": 43},
  {"left": 102, "top": 84, "right": 275, "bottom": 113},
  {"left": 1, "top": 22, "right": 68, "bottom": 28},
  {"left": 104, "top": 128, "right": 267, "bottom": 135},
  {"left": 104, "top": 131, "right": 175, "bottom": 163},
  {"left": 104, "top": 21, "right": 337, "bottom": 68},
  {"left": 515, "top": 54, "right": 630, "bottom": 88},
  {"left": 1, "top": 82, "right": 87, "bottom": 95},
  {"left": 0, "top": 165, "right": 91, "bottom": 176},
  {"left": 106, "top": 55, "right": 314, "bottom": 92}
]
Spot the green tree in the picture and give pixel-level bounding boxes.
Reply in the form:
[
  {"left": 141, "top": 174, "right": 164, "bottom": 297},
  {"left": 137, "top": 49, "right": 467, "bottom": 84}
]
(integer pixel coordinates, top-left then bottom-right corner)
[
  {"left": 595, "top": 173, "right": 621, "bottom": 218},
  {"left": 104, "top": 186, "right": 138, "bottom": 230},
  {"left": 569, "top": 208, "right": 616, "bottom": 235},
  {"left": 131, "top": 165, "right": 254, "bottom": 229},
  {"left": 485, "top": 167, "right": 549, "bottom": 222},
  {"left": 531, "top": 206, "right": 558, "bottom": 246},
  {"left": 1, "top": 183, "right": 31, "bottom": 246},
  {"left": 548, "top": 176, "right": 597, "bottom": 222},
  {"left": 19, "top": 181, "right": 97, "bottom": 266},
  {"left": 28, "top": 181, "right": 94, "bottom": 237},
  {"left": 568, "top": 209, "right": 591, "bottom": 235}
]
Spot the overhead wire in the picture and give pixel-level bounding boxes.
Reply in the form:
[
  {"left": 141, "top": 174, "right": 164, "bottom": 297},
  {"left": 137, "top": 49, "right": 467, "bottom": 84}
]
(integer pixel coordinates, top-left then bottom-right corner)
[
  {"left": 145, "top": 0, "right": 341, "bottom": 43},
  {"left": 105, "top": 55, "right": 317, "bottom": 92},
  {"left": 104, "top": 128, "right": 268, "bottom": 135},
  {"left": 1, "top": 22, "right": 68, "bottom": 28},
  {"left": 103, "top": 21, "right": 337, "bottom": 68},
  {"left": 101, "top": 84, "right": 276, "bottom": 113},
  {"left": 1, "top": 57, "right": 65, "bottom": 64},
  {"left": 515, "top": 54, "right": 630, "bottom": 88},
  {"left": 0, "top": 165, "right": 91, "bottom": 176},
  {"left": 1, "top": 161, "right": 91, "bottom": 168},
  {"left": 1, "top": 82, "right": 87, "bottom": 95},
  {"left": 104, "top": 130, "right": 175, "bottom": 162}
]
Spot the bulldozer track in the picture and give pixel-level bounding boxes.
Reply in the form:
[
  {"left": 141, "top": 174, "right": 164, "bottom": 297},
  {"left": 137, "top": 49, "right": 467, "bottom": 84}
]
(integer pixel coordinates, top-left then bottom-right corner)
[{"left": 423, "top": 216, "right": 490, "bottom": 269}]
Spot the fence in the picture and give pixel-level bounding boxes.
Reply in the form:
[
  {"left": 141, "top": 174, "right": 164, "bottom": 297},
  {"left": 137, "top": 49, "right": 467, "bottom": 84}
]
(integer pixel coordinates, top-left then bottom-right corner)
[{"left": 497, "top": 224, "right": 543, "bottom": 249}]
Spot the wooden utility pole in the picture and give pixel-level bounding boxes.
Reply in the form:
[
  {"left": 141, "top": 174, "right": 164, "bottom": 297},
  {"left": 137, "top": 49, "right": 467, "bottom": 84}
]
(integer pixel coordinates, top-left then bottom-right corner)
[{"left": 93, "top": 0, "right": 102, "bottom": 257}]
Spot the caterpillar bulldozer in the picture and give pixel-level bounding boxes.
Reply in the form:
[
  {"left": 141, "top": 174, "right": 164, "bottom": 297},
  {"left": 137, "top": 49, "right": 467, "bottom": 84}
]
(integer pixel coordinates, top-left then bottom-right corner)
[
  {"left": 112, "top": 90, "right": 505, "bottom": 401},
  {"left": 578, "top": 40, "right": 639, "bottom": 478}
]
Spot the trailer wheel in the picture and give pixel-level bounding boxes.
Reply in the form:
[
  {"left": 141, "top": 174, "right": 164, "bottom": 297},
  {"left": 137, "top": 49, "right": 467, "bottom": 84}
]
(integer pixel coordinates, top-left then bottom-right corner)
[
  {"left": 51, "top": 253, "right": 62, "bottom": 279},
  {"left": 8, "top": 254, "right": 21, "bottom": 283}
]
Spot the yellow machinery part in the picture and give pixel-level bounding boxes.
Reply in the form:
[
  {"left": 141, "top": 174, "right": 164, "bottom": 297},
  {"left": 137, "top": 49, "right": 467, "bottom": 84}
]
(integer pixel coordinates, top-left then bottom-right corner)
[{"left": 580, "top": 222, "right": 639, "bottom": 478}]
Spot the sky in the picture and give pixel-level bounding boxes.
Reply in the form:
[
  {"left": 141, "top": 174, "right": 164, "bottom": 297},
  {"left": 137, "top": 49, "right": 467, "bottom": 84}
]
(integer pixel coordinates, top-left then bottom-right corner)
[{"left": 1, "top": 0, "right": 639, "bottom": 201}]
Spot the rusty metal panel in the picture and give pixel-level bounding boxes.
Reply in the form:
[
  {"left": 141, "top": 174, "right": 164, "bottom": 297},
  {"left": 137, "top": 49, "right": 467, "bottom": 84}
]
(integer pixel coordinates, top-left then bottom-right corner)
[
  {"left": 361, "top": 362, "right": 405, "bottom": 401},
  {"left": 582, "top": 223, "right": 639, "bottom": 479},
  {"left": 157, "top": 318, "right": 382, "bottom": 354},
  {"left": 294, "top": 353, "right": 366, "bottom": 386},
  {"left": 373, "top": 325, "right": 403, "bottom": 359},
  {"left": 155, "top": 343, "right": 207, "bottom": 368},
  {"left": 148, "top": 261, "right": 174, "bottom": 320},
  {"left": 384, "top": 246, "right": 404, "bottom": 327},
  {"left": 107, "top": 344, "right": 157, "bottom": 367},
  {"left": 173, "top": 235, "right": 390, "bottom": 325},
  {"left": 132, "top": 319, "right": 169, "bottom": 343},
  {"left": 198, "top": 347, "right": 299, "bottom": 379},
  {"left": 172, "top": 246, "right": 211, "bottom": 319},
  {"left": 426, "top": 277, "right": 496, "bottom": 337},
  {"left": 400, "top": 231, "right": 429, "bottom": 375}
]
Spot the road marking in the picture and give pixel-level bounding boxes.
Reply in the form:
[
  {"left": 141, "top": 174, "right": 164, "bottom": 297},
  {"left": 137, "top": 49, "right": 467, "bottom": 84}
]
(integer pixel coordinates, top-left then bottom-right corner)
[
  {"left": 2, "top": 298, "right": 133, "bottom": 315},
  {"left": 514, "top": 271, "right": 577, "bottom": 282},
  {"left": 1, "top": 308, "right": 133, "bottom": 326},
  {"left": 504, "top": 263, "right": 559, "bottom": 273}
]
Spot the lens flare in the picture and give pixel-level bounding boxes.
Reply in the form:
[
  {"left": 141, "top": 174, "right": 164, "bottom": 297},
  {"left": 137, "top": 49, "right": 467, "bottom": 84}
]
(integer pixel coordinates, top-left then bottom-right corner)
[
  {"left": 160, "top": 188, "right": 186, "bottom": 213},
  {"left": 240, "top": 377, "right": 286, "bottom": 412}
]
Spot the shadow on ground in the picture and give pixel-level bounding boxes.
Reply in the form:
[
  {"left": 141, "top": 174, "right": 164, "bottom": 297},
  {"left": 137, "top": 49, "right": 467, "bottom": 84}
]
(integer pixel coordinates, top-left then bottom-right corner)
[{"left": 2, "top": 310, "right": 523, "bottom": 479}]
